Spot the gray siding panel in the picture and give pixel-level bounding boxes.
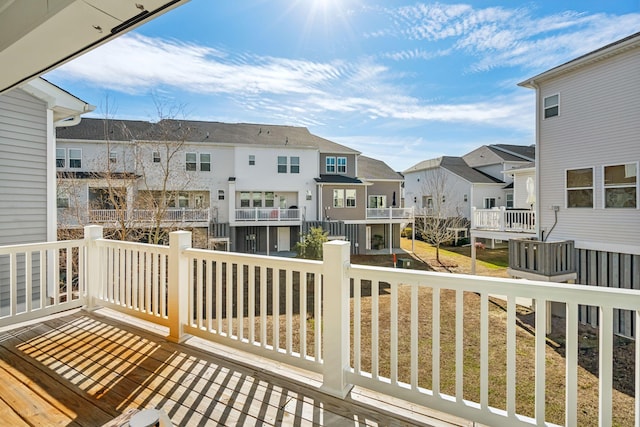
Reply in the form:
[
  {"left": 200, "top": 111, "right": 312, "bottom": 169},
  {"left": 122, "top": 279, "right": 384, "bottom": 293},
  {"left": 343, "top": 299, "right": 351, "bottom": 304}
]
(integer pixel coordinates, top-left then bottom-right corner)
[
  {"left": 0, "top": 88, "right": 48, "bottom": 245},
  {"left": 538, "top": 48, "right": 640, "bottom": 247}
]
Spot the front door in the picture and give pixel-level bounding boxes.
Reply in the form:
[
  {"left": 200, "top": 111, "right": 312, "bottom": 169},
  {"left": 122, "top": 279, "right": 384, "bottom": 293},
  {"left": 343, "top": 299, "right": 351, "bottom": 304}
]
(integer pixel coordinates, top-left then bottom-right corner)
[{"left": 277, "top": 227, "right": 290, "bottom": 251}]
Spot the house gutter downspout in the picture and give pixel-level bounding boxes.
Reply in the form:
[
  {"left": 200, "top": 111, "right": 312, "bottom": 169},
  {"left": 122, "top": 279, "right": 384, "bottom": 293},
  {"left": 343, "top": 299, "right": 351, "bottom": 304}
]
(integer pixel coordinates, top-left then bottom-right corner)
[{"left": 528, "top": 79, "right": 542, "bottom": 242}]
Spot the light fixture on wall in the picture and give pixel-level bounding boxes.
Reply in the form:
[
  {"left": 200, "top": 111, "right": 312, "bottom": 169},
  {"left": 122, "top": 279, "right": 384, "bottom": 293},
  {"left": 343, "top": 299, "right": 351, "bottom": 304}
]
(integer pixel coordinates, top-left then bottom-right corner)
[{"left": 306, "top": 190, "right": 312, "bottom": 200}]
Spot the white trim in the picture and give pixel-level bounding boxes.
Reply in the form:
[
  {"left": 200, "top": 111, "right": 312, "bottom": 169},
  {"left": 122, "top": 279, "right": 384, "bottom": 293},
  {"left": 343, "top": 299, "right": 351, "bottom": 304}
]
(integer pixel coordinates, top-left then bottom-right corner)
[
  {"left": 601, "top": 161, "right": 638, "bottom": 209},
  {"left": 574, "top": 240, "right": 640, "bottom": 256},
  {"left": 46, "top": 109, "right": 56, "bottom": 241},
  {"left": 542, "top": 93, "right": 559, "bottom": 119},
  {"left": 565, "top": 166, "right": 594, "bottom": 209}
]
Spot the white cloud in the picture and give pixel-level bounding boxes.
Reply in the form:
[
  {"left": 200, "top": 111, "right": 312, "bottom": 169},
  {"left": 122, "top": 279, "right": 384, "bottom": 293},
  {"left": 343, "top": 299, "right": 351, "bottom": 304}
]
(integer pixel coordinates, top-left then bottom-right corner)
[{"left": 372, "top": 3, "right": 640, "bottom": 72}]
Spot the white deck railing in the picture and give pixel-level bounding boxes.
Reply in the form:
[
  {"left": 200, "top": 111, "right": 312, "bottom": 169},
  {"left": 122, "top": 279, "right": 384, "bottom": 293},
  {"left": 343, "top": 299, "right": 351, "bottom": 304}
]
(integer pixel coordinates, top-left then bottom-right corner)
[
  {"left": 366, "top": 207, "right": 414, "bottom": 220},
  {"left": 1, "top": 225, "right": 638, "bottom": 426},
  {"left": 89, "top": 208, "right": 210, "bottom": 223},
  {"left": 234, "top": 207, "right": 301, "bottom": 222},
  {"left": 472, "top": 206, "right": 536, "bottom": 233}
]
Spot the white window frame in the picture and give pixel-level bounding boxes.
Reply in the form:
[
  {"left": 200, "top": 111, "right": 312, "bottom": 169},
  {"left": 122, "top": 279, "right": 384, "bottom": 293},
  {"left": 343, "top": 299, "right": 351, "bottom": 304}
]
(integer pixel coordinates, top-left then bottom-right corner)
[
  {"left": 333, "top": 189, "right": 344, "bottom": 208},
  {"left": 56, "top": 148, "right": 65, "bottom": 168},
  {"left": 218, "top": 190, "right": 225, "bottom": 200},
  {"left": 368, "top": 195, "right": 386, "bottom": 208},
  {"left": 346, "top": 189, "right": 356, "bottom": 207},
  {"left": 326, "top": 156, "right": 336, "bottom": 174},
  {"left": 277, "top": 156, "right": 287, "bottom": 173},
  {"left": 543, "top": 94, "right": 559, "bottom": 119},
  {"left": 200, "top": 153, "right": 211, "bottom": 172},
  {"left": 603, "top": 162, "right": 638, "bottom": 209},
  {"left": 186, "top": 152, "right": 197, "bottom": 171},
  {"left": 505, "top": 193, "right": 514, "bottom": 208},
  {"left": 249, "top": 155, "right": 255, "bottom": 166},
  {"left": 240, "top": 192, "right": 250, "bottom": 208},
  {"left": 484, "top": 198, "right": 496, "bottom": 209},
  {"left": 290, "top": 156, "right": 300, "bottom": 174},
  {"left": 337, "top": 157, "right": 347, "bottom": 174},
  {"left": 566, "top": 167, "right": 594, "bottom": 208},
  {"left": 69, "top": 148, "right": 82, "bottom": 168},
  {"left": 152, "top": 151, "right": 161, "bottom": 163},
  {"left": 109, "top": 150, "right": 117, "bottom": 164}
]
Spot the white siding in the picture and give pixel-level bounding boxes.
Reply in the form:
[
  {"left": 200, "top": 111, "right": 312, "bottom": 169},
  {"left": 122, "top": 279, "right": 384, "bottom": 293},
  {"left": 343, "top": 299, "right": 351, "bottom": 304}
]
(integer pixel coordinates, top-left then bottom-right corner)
[
  {"left": 404, "top": 168, "right": 472, "bottom": 218},
  {"left": 0, "top": 88, "right": 48, "bottom": 244},
  {"left": 537, "top": 47, "right": 640, "bottom": 252},
  {"left": 471, "top": 183, "right": 508, "bottom": 210}
]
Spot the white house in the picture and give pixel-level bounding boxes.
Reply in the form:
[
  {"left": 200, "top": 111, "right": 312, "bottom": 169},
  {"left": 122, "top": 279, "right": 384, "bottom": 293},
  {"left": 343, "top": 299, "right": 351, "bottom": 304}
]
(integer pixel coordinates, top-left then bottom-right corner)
[
  {"left": 516, "top": 31, "right": 640, "bottom": 336},
  {"left": 56, "top": 118, "right": 410, "bottom": 254},
  {"left": 404, "top": 144, "right": 534, "bottom": 220}
]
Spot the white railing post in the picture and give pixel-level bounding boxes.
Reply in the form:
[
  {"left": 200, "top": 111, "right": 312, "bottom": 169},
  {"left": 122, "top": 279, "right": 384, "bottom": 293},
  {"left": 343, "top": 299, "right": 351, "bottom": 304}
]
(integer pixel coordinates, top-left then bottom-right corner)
[
  {"left": 321, "top": 240, "right": 353, "bottom": 398},
  {"left": 168, "top": 230, "right": 192, "bottom": 343},
  {"left": 471, "top": 206, "right": 477, "bottom": 229},
  {"left": 499, "top": 206, "right": 506, "bottom": 231},
  {"left": 84, "top": 225, "right": 103, "bottom": 311}
]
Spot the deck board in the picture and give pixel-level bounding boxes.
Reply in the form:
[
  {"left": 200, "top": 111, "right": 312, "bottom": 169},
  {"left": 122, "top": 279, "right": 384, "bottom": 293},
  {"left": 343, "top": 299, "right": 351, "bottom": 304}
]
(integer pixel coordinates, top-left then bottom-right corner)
[{"left": 0, "top": 308, "right": 470, "bottom": 426}]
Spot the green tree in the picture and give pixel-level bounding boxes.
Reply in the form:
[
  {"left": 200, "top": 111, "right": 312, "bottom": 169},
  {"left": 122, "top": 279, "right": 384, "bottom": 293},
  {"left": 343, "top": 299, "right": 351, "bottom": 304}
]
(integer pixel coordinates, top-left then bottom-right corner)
[{"left": 295, "top": 227, "right": 328, "bottom": 260}]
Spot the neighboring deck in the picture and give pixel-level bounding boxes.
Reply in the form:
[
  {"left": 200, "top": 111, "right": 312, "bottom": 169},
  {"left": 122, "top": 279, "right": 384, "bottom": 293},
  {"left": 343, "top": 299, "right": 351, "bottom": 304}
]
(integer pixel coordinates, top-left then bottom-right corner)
[{"left": 0, "top": 308, "right": 469, "bottom": 427}]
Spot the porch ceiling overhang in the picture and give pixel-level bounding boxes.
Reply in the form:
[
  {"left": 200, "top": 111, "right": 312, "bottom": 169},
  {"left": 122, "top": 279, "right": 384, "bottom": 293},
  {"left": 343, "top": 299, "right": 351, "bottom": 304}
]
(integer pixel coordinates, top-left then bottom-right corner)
[{"left": 0, "top": 0, "right": 190, "bottom": 94}]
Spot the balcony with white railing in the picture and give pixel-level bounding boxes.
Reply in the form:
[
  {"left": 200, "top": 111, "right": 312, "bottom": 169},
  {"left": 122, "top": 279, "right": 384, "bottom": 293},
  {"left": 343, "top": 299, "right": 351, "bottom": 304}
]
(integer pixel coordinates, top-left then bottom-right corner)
[
  {"left": 1, "top": 225, "right": 639, "bottom": 426},
  {"left": 471, "top": 206, "right": 536, "bottom": 235},
  {"left": 366, "top": 207, "right": 414, "bottom": 221},
  {"left": 88, "top": 208, "right": 210, "bottom": 224},
  {"left": 233, "top": 207, "right": 301, "bottom": 224}
]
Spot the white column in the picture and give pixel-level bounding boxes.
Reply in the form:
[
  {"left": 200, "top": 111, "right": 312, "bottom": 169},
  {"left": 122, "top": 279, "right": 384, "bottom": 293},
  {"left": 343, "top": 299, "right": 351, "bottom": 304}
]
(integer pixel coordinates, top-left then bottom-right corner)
[
  {"left": 321, "top": 240, "right": 353, "bottom": 398},
  {"left": 83, "top": 225, "right": 103, "bottom": 311},
  {"left": 168, "top": 230, "right": 192, "bottom": 343}
]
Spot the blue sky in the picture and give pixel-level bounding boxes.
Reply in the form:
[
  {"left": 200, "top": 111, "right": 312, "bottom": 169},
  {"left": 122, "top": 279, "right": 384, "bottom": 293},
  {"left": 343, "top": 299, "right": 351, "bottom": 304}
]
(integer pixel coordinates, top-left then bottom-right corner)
[{"left": 45, "top": 0, "right": 640, "bottom": 171}]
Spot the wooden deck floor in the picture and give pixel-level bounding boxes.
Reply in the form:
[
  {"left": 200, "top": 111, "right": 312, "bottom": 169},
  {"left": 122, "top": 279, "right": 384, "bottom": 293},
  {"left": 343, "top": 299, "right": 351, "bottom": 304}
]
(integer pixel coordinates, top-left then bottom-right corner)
[{"left": 0, "top": 308, "right": 471, "bottom": 426}]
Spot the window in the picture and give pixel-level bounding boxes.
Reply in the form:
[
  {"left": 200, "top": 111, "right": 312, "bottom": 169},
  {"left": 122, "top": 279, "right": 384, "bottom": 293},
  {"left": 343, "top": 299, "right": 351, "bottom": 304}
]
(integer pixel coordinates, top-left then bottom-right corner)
[
  {"left": 423, "top": 196, "right": 433, "bottom": 209},
  {"left": 566, "top": 168, "right": 593, "bottom": 208},
  {"left": 178, "top": 193, "right": 189, "bottom": 208},
  {"left": 326, "top": 157, "right": 336, "bottom": 173},
  {"left": 69, "top": 149, "right": 81, "bottom": 168},
  {"left": 218, "top": 190, "right": 225, "bottom": 200},
  {"left": 369, "top": 195, "right": 386, "bottom": 208},
  {"left": 56, "top": 148, "right": 65, "bottom": 168},
  {"left": 277, "top": 156, "right": 287, "bottom": 173},
  {"left": 200, "top": 153, "right": 211, "bottom": 171},
  {"left": 484, "top": 198, "right": 496, "bottom": 209},
  {"left": 604, "top": 163, "right": 637, "bottom": 208},
  {"left": 240, "top": 192, "right": 250, "bottom": 208},
  {"left": 346, "top": 189, "right": 356, "bottom": 207},
  {"left": 252, "top": 192, "right": 262, "bottom": 208},
  {"left": 544, "top": 94, "right": 559, "bottom": 119},
  {"left": 333, "top": 189, "right": 344, "bottom": 207},
  {"left": 463, "top": 194, "right": 468, "bottom": 203},
  {"left": 249, "top": 155, "right": 255, "bottom": 166},
  {"left": 186, "top": 152, "right": 197, "bottom": 171},
  {"left": 265, "top": 192, "right": 275, "bottom": 208},
  {"left": 152, "top": 151, "right": 160, "bottom": 163},
  {"left": 337, "top": 157, "right": 347, "bottom": 174},
  {"left": 109, "top": 150, "right": 117, "bottom": 163},
  {"left": 506, "top": 193, "right": 514, "bottom": 208},
  {"left": 56, "top": 193, "right": 69, "bottom": 208},
  {"left": 290, "top": 156, "right": 300, "bottom": 174}
]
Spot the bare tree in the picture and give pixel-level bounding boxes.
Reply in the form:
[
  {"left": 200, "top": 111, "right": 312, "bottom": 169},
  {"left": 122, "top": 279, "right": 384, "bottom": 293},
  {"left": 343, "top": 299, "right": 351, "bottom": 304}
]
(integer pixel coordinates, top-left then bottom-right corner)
[
  {"left": 57, "top": 99, "right": 200, "bottom": 244},
  {"left": 416, "top": 168, "right": 467, "bottom": 264}
]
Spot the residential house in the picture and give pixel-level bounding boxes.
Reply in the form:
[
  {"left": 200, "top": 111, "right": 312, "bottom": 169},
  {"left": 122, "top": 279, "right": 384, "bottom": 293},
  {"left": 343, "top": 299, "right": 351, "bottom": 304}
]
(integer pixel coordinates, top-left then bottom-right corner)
[
  {"left": 516, "top": 31, "right": 640, "bottom": 336},
  {"left": 404, "top": 145, "right": 534, "bottom": 219},
  {"left": 56, "top": 118, "right": 410, "bottom": 254}
]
